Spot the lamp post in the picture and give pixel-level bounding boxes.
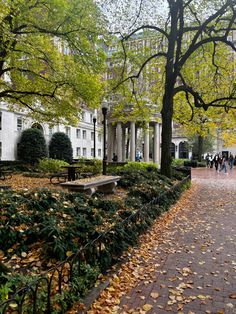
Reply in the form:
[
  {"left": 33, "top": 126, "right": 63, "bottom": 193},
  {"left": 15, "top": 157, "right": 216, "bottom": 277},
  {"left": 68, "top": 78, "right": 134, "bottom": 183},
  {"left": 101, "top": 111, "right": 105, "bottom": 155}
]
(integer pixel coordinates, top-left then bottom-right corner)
[
  {"left": 102, "top": 100, "right": 108, "bottom": 175},
  {"left": 93, "top": 116, "right": 96, "bottom": 158}
]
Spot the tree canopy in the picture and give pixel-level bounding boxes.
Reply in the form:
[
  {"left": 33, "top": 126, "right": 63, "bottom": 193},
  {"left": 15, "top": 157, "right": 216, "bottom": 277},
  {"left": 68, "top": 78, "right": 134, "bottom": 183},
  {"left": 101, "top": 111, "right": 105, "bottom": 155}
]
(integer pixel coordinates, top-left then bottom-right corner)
[
  {"left": 100, "top": 0, "right": 236, "bottom": 177},
  {"left": 0, "top": 0, "right": 107, "bottom": 125}
]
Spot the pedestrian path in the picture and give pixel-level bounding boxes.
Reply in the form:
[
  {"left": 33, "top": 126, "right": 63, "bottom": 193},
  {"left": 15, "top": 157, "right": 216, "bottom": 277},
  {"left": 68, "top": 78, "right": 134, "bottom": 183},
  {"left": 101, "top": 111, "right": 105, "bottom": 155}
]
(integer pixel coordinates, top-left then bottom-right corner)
[{"left": 88, "top": 168, "right": 236, "bottom": 314}]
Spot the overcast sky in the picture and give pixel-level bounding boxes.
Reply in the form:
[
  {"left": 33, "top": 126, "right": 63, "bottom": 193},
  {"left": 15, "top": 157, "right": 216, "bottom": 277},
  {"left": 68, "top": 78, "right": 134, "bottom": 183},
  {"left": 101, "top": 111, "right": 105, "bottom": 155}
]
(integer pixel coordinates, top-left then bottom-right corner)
[{"left": 97, "top": 0, "right": 168, "bottom": 33}]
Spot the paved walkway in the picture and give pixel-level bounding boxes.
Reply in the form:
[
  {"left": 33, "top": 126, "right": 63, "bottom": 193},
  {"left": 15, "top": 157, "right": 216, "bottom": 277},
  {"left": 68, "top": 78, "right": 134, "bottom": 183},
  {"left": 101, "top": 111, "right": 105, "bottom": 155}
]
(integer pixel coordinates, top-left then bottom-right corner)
[{"left": 88, "top": 168, "right": 236, "bottom": 314}]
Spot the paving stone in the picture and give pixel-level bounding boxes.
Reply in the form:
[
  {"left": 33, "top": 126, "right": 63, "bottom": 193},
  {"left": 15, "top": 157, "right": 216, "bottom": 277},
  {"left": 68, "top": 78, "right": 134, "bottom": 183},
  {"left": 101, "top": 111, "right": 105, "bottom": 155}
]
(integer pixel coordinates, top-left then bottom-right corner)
[{"left": 116, "top": 169, "right": 236, "bottom": 313}]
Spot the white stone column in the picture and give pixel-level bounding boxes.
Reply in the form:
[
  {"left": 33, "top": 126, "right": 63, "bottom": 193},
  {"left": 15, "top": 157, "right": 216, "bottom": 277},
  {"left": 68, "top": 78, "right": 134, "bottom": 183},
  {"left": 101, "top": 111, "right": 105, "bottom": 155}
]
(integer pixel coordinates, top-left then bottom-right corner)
[
  {"left": 153, "top": 122, "right": 160, "bottom": 164},
  {"left": 130, "top": 121, "right": 136, "bottom": 161},
  {"left": 122, "top": 126, "right": 126, "bottom": 162},
  {"left": 144, "top": 123, "right": 149, "bottom": 162},
  {"left": 116, "top": 122, "right": 123, "bottom": 162},
  {"left": 107, "top": 123, "right": 115, "bottom": 162},
  {"left": 176, "top": 143, "right": 179, "bottom": 159}
]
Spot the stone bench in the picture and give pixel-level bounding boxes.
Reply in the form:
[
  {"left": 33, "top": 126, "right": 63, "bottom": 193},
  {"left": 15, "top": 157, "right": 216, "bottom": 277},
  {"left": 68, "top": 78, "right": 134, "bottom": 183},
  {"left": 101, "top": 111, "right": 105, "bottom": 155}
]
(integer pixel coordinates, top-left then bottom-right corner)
[{"left": 60, "top": 175, "right": 121, "bottom": 196}]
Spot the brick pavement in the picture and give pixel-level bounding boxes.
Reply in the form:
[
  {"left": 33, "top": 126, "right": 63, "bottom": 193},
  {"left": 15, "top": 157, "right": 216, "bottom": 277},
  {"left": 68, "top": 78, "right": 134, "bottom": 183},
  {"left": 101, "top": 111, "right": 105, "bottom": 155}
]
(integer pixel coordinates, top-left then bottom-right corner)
[{"left": 88, "top": 168, "right": 236, "bottom": 314}]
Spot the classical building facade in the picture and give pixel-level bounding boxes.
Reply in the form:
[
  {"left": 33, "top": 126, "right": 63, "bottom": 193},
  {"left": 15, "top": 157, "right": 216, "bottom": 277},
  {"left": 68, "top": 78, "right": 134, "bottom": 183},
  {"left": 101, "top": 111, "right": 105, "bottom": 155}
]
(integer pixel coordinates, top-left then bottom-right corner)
[
  {"left": 105, "top": 115, "right": 190, "bottom": 164},
  {"left": 0, "top": 102, "right": 103, "bottom": 161}
]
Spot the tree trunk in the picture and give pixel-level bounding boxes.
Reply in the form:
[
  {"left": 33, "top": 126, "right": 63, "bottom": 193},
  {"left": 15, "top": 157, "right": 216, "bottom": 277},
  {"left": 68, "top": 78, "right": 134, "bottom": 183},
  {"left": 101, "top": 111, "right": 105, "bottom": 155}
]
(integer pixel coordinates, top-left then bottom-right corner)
[
  {"left": 198, "top": 135, "right": 203, "bottom": 162},
  {"left": 160, "top": 1, "right": 178, "bottom": 178},
  {"left": 160, "top": 94, "right": 174, "bottom": 178}
]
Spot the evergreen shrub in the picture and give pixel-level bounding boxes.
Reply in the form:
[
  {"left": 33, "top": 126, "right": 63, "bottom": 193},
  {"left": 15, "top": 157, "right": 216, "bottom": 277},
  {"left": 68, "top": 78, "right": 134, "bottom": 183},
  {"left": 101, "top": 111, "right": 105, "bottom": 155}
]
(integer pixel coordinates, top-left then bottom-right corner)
[
  {"left": 49, "top": 132, "right": 73, "bottom": 163},
  {"left": 17, "top": 128, "right": 47, "bottom": 164}
]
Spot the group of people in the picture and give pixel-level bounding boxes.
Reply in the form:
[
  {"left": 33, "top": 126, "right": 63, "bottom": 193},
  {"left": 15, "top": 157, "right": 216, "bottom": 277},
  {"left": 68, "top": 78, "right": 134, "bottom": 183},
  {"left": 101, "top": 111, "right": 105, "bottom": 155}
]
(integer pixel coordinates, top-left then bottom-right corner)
[{"left": 205, "top": 153, "right": 235, "bottom": 173}]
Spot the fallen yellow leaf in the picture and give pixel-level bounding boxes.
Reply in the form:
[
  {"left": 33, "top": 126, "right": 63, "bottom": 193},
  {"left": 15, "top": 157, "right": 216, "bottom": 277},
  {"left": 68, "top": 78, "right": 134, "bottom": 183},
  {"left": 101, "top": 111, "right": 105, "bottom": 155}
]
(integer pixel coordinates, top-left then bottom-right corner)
[
  {"left": 150, "top": 292, "right": 159, "bottom": 299},
  {"left": 143, "top": 304, "right": 153, "bottom": 312}
]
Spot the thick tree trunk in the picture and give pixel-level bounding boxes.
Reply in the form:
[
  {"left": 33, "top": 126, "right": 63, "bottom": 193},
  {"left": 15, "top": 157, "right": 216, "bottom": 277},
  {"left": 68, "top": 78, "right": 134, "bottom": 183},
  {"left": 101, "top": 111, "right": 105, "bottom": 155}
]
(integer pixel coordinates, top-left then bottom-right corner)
[
  {"left": 160, "top": 94, "right": 174, "bottom": 178},
  {"left": 198, "top": 135, "right": 203, "bottom": 162},
  {"left": 159, "top": 1, "right": 178, "bottom": 178}
]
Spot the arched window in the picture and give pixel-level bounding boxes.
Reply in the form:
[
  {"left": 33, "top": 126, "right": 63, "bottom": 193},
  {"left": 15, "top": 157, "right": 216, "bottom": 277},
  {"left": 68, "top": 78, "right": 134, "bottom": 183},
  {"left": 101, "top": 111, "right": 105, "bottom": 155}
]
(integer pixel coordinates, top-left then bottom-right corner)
[
  {"left": 179, "top": 141, "right": 189, "bottom": 159},
  {"left": 31, "top": 123, "right": 43, "bottom": 132},
  {"left": 170, "top": 142, "right": 175, "bottom": 158}
]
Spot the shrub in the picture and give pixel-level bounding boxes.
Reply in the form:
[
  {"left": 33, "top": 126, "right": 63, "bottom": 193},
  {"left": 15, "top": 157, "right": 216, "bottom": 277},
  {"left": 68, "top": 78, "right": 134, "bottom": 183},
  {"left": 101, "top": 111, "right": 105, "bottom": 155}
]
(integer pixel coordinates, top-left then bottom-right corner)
[
  {"left": 17, "top": 128, "right": 47, "bottom": 165},
  {"left": 73, "top": 159, "right": 102, "bottom": 175},
  {"left": 172, "top": 158, "right": 189, "bottom": 167},
  {"left": 184, "top": 160, "right": 197, "bottom": 167},
  {"left": 49, "top": 132, "right": 73, "bottom": 163},
  {"left": 123, "top": 161, "right": 158, "bottom": 172},
  {"left": 197, "top": 161, "right": 206, "bottom": 167},
  {"left": 38, "top": 158, "right": 69, "bottom": 173}
]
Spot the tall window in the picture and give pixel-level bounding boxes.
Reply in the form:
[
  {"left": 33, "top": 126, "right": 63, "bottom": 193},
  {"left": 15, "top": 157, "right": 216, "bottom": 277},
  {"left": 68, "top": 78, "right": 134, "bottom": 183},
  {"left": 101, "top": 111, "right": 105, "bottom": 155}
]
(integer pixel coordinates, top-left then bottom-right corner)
[
  {"left": 98, "top": 149, "right": 101, "bottom": 157},
  {"left": 0, "top": 112, "right": 2, "bottom": 130},
  {"left": 82, "top": 130, "right": 86, "bottom": 139},
  {"left": 76, "top": 147, "right": 81, "bottom": 156},
  {"left": 90, "top": 113, "right": 93, "bottom": 124},
  {"left": 49, "top": 127, "right": 53, "bottom": 138},
  {"left": 65, "top": 127, "right": 71, "bottom": 137},
  {"left": 0, "top": 142, "right": 2, "bottom": 159},
  {"left": 98, "top": 133, "right": 102, "bottom": 142},
  {"left": 91, "top": 148, "right": 94, "bottom": 157},
  {"left": 82, "top": 111, "right": 85, "bottom": 122},
  {"left": 91, "top": 132, "right": 94, "bottom": 141},
  {"left": 17, "top": 118, "right": 23, "bottom": 131},
  {"left": 76, "top": 128, "right": 81, "bottom": 139},
  {"left": 83, "top": 147, "right": 86, "bottom": 157}
]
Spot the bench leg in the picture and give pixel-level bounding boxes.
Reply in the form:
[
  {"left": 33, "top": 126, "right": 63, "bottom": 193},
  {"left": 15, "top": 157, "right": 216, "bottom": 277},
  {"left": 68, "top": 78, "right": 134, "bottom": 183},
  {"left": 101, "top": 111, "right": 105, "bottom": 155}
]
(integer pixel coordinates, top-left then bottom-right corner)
[
  {"left": 97, "top": 182, "right": 117, "bottom": 194},
  {"left": 67, "top": 187, "right": 96, "bottom": 196}
]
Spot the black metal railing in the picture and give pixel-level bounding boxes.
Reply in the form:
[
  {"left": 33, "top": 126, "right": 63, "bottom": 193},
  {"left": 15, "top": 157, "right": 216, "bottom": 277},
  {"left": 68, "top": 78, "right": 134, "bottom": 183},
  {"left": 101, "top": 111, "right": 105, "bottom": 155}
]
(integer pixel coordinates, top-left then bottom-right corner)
[{"left": 0, "top": 175, "right": 190, "bottom": 314}]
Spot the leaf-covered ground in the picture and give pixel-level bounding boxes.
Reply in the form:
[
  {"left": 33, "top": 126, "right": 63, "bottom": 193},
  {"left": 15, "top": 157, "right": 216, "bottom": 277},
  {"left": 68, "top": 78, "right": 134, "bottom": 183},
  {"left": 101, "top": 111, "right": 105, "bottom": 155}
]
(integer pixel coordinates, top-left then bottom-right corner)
[
  {"left": 0, "top": 173, "right": 62, "bottom": 190},
  {"left": 76, "top": 168, "right": 236, "bottom": 314}
]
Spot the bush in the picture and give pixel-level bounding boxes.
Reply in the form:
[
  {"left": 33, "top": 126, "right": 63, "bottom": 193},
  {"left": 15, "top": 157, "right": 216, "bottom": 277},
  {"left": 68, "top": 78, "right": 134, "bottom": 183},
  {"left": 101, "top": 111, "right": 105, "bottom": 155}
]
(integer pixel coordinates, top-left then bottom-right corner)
[
  {"left": 17, "top": 128, "right": 47, "bottom": 165},
  {"left": 123, "top": 161, "right": 158, "bottom": 172},
  {"left": 38, "top": 158, "right": 69, "bottom": 173},
  {"left": 49, "top": 132, "right": 73, "bottom": 163},
  {"left": 172, "top": 158, "right": 189, "bottom": 167},
  {"left": 73, "top": 159, "right": 102, "bottom": 175},
  {"left": 184, "top": 160, "right": 198, "bottom": 167},
  {"left": 197, "top": 161, "right": 206, "bottom": 167}
]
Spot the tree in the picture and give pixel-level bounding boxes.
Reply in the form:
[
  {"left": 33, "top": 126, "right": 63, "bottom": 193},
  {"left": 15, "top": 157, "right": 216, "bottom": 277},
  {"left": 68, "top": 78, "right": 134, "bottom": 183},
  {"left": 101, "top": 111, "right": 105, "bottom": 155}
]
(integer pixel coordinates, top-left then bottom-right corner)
[
  {"left": 49, "top": 132, "right": 73, "bottom": 163},
  {"left": 17, "top": 128, "right": 47, "bottom": 164},
  {"left": 189, "top": 134, "right": 214, "bottom": 160},
  {"left": 173, "top": 43, "right": 236, "bottom": 160},
  {"left": 0, "top": 0, "right": 107, "bottom": 125},
  {"left": 100, "top": 0, "right": 236, "bottom": 177}
]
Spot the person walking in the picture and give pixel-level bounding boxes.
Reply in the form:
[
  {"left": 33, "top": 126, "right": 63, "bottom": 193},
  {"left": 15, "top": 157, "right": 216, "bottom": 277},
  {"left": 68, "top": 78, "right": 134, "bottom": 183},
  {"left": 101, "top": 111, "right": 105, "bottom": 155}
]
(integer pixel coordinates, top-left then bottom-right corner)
[
  {"left": 219, "top": 154, "right": 228, "bottom": 174},
  {"left": 213, "top": 154, "right": 219, "bottom": 172},
  {"left": 229, "top": 153, "right": 234, "bottom": 171}
]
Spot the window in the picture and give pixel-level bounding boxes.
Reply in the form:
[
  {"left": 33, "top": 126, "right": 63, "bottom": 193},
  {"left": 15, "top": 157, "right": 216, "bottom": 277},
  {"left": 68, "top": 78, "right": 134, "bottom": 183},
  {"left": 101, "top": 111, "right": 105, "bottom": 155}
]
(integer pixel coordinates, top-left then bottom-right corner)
[
  {"left": 98, "top": 149, "right": 101, "bottom": 157},
  {"left": 83, "top": 148, "right": 86, "bottom": 157},
  {"left": 76, "top": 129, "right": 81, "bottom": 139},
  {"left": 17, "top": 118, "right": 23, "bottom": 131},
  {"left": 0, "top": 112, "right": 2, "bottom": 130},
  {"left": 0, "top": 142, "right": 2, "bottom": 159},
  {"left": 76, "top": 147, "right": 81, "bottom": 156},
  {"left": 90, "top": 114, "right": 93, "bottom": 124},
  {"left": 49, "top": 127, "right": 53, "bottom": 138},
  {"left": 91, "top": 132, "right": 94, "bottom": 141},
  {"left": 82, "top": 130, "right": 86, "bottom": 139},
  {"left": 65, "top": 127, "right": 71, "bottom": 137},
  {"left": 82, "top": 111, "right": 85, "bottom": 121},
  {"left": 91, "top": 148, "right": 94, "bottom": 157},
  {"left": 98, "top": 133, "right": 102, "bottom": 142}
]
